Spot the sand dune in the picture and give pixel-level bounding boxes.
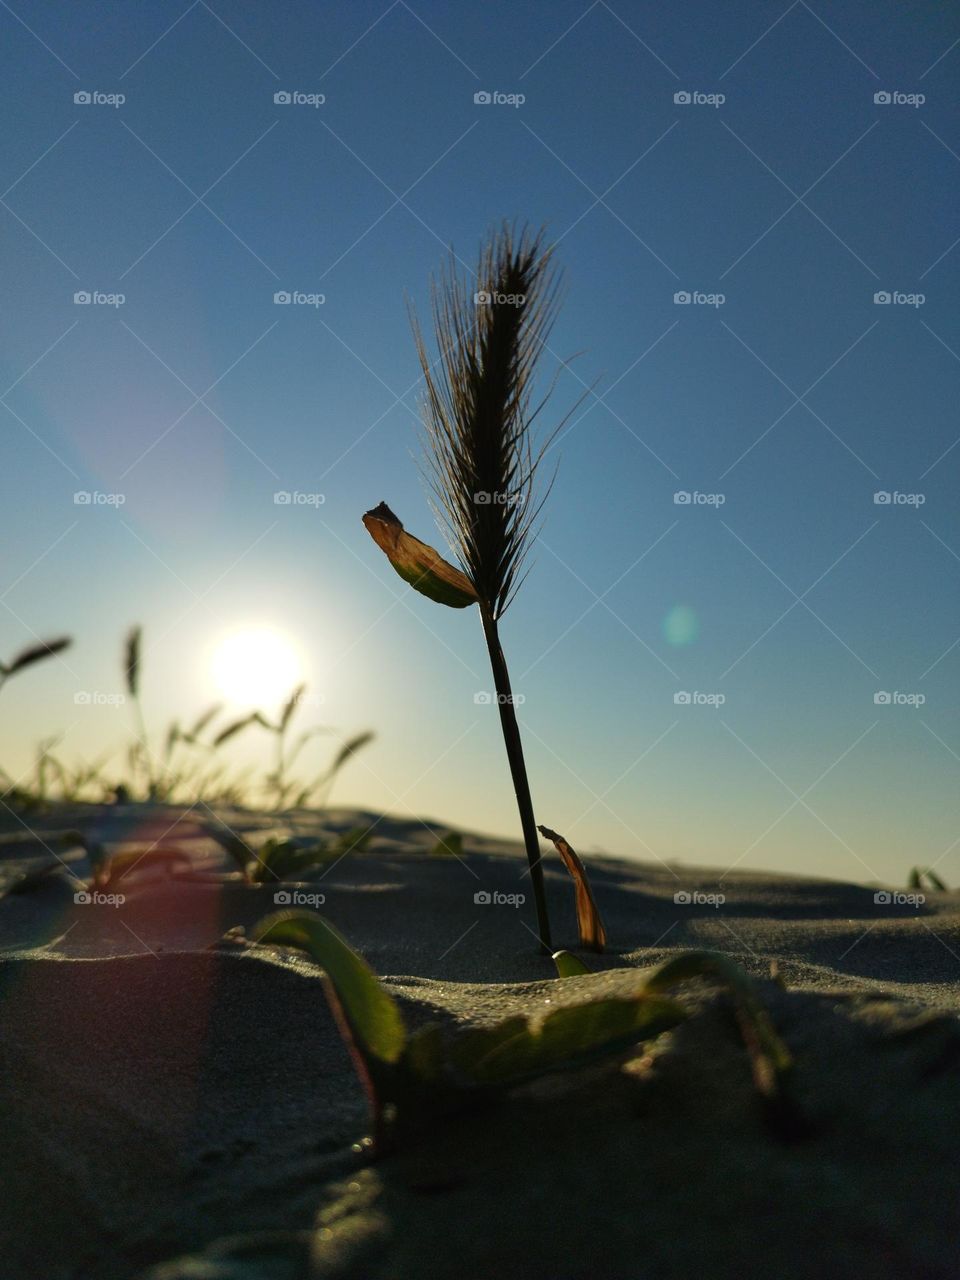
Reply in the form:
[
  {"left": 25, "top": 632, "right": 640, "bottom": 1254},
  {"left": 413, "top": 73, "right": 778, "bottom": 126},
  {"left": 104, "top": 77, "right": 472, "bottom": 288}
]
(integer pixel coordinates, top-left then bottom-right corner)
[{"left": 2, "top": 804, "right": 959, "bottom": 1278}]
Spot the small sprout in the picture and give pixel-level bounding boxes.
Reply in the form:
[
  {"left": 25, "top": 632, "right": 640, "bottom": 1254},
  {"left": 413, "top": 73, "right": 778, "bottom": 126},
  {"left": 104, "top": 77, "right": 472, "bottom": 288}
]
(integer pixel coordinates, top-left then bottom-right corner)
[
  {"left": 552, "top": 950, "right": 593, "bottom": 978},
  {"left": 204, "top": 823, "right": 373, "bottom": 883}
]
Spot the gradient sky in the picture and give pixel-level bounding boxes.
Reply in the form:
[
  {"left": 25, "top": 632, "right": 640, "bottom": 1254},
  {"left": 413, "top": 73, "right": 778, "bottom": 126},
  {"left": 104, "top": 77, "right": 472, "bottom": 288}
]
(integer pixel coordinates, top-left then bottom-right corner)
[{"left": 1, "top": 0, "right": 958, "bottom": 885}]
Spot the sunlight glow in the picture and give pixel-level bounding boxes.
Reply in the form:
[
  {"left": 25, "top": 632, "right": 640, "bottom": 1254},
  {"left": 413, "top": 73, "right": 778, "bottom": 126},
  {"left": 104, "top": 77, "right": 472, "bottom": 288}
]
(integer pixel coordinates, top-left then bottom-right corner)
[{"left": 210, "top": 627, "right": 304, "bottom": 709}]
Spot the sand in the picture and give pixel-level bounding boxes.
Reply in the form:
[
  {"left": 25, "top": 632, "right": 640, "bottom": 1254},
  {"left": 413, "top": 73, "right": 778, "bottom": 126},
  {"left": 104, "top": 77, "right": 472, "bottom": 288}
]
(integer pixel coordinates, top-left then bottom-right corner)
[{"left": 1, "top": 802, "right": 959, "bottom": 1279}]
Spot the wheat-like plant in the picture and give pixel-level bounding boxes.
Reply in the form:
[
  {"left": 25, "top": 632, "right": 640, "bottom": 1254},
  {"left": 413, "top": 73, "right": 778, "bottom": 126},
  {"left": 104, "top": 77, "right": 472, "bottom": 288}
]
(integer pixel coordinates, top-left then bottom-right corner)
[{"left": 364, "top": 225, "right": 570, "bottom": 949}]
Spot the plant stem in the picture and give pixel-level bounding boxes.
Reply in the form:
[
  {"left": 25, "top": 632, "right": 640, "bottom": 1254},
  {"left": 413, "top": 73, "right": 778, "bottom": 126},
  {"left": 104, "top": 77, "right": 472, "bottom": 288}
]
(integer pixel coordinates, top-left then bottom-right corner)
[
  {"left": 133, "top": 693, "right": 153, "bottom": 799},
  {"left": 478, "top": 604, "right": 551, "bottom": 952}
]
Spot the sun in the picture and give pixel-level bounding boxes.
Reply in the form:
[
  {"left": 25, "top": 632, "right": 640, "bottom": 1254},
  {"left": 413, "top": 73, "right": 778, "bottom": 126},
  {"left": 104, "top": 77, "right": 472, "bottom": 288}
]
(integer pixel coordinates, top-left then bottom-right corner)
[{"left": 210, "top": 626, "right": 304, "bottom": 709}]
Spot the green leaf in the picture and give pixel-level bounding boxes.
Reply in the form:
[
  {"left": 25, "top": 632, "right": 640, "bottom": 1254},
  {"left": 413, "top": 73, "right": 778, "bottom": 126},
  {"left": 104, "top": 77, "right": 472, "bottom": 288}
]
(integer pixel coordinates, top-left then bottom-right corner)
[
  {"left": 467, "top": 993, "right": 687, "bottom": 1085},
  {"left": 552, "top": 949, "right": 593, "bottom": 978},
  {"left": 252, "top": 911, "right": 406, "bottom": 1065},
  {"left": 362, "top": 503, "right": 478, "bottom": 608}
]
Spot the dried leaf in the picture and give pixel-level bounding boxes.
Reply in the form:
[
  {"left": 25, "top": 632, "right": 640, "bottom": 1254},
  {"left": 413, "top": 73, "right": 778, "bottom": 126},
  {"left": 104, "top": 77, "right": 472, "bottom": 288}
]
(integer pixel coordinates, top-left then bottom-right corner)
[
  {"left": 362, "top": 502, "right": 477, "bottom": 608},
  {"left": 538, "top": 824, "right": 607, "bottom": 952}
]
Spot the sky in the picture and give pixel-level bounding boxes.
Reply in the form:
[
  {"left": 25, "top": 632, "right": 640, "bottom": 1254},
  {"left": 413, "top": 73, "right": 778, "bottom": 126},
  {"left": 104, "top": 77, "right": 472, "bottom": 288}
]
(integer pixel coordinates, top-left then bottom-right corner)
[{"left": 1, "top": 0, "right": 958, "bottom": 886}]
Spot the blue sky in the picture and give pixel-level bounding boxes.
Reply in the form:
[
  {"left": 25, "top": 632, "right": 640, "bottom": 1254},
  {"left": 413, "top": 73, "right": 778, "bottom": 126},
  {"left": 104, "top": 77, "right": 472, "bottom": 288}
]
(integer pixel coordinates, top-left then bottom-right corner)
[{"left": 1, "top": 0, "right": 958, "bottom": 885}]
